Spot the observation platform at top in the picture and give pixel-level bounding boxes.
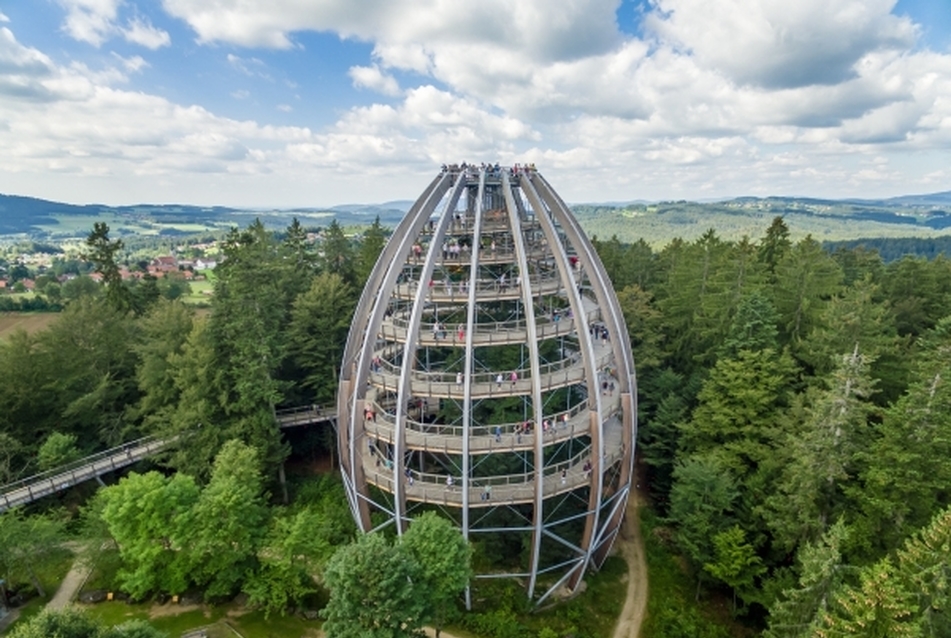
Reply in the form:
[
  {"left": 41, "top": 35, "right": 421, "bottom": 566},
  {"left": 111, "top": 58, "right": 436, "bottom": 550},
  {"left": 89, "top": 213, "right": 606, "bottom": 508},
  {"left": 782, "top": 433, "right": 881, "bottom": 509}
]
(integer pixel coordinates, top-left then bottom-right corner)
[
  {"left": 0, "top": 406, "right": 335, "bottom": 512},
  {"left": 361, "top": 414, "right": 626, "bottom": 508}
]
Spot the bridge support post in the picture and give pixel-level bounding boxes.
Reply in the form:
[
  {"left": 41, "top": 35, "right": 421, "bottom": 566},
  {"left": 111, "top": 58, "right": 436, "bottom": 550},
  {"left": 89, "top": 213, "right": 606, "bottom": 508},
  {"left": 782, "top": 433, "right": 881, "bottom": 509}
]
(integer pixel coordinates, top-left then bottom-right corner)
[{"left": 278, "top": 463, "right": 288, "bottom": 504}]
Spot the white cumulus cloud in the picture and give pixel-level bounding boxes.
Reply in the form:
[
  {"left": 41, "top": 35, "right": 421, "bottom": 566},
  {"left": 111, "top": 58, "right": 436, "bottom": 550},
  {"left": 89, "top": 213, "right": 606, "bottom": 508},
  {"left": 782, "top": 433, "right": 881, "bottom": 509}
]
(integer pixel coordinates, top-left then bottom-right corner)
[
  {"left": 349, "top": 64, "right": 400, "bottom": 96},
  {"left": 57, "top": 0, "right": 121, "bottom": 47},
  {"left": 121, "top": 16, "right": 170, "bottom": 49},
  {"left": 5, "top": 0, "right": 951, "bottom": 205}
]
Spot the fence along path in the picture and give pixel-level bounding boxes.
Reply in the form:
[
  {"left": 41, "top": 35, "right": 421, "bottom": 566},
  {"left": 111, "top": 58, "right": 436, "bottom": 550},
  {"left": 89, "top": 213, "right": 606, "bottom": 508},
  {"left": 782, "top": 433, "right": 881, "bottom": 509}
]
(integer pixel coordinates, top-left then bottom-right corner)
[{"left": 0, "top": 406, "right": 335, "bottom": 513}]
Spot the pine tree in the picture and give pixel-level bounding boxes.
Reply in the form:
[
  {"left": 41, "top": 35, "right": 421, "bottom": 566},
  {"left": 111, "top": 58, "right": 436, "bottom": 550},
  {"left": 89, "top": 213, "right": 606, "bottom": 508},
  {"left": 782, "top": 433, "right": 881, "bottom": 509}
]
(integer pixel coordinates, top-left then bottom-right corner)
[
  {"left": 320, "top": 220, "right": 356, "bottom": 284},
  {"left": 758, "top": 216, "right": 792, "bottom": 281},
  {"left": 766, "top": 520, "right": 852, "bottom": 638},
  {"left": 771, "top": 236, "right": 842, "bottom": 352},
  {"left": 84, "top": 222, "right": 132, "bottom": 314},
  {"left": 356, "top": 216, "right": 387, "bottom": 287},
  {"left": 856, "top": 317, "right": 951, "bottom": 558},
  {"left": 768, "top": 347, "right": 875, "bottom": 551}
]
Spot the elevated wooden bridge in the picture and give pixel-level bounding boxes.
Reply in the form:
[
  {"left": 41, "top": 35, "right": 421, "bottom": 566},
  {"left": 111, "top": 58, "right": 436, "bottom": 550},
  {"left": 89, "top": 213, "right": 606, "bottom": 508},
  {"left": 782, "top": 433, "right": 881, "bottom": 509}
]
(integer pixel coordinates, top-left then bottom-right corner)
[{"left": 0, "top": 406, "right": 335, "bottom": 513}]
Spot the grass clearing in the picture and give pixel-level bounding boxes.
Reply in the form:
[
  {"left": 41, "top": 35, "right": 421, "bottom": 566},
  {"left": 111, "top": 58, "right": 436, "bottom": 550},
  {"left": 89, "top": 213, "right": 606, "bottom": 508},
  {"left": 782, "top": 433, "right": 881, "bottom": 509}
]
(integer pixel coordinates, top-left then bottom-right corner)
[
  {"left": 182, "top": 278, "right": 214, "bottom": 305},
  {"left": 82, "top": 601, "right": 320, "bottom": 638},
  {"left": 78, "top": 546, "right": 319, "bottom": 637}
]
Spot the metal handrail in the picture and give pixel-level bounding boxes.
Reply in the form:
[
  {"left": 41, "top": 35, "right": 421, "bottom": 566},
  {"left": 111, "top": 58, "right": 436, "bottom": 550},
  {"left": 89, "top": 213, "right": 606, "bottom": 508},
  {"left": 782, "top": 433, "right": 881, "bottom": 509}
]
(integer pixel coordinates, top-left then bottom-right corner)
[
  {"left": 0, "top": 404, "right": 336, "bottom": 511},
  {"left": 369, "top": 344, "right": 614, "bottom": 387},
  {"left": 365, "top": 417, "right": 625, "bottom": 490},
  {"left": 364, "top": 393, "right": 620, "bottom": 441},
  {"left": 0, "top": 436, "right": 172, "bottom": 512},
  {"left": 0, "top": 435, "right": 163, "bottom": 496}
]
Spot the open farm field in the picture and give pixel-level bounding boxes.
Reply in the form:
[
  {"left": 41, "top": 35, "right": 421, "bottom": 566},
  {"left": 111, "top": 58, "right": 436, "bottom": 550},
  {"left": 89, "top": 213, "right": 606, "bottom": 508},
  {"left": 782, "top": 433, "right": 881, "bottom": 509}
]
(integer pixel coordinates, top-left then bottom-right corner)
[
  {"left": 34, "top": 213, "right": 138, "bottom": 236},
  {"left": 0, "top": 312, "right": 59, "bottom": 338},
  {"left": 576, "top": 203, "right": 951, "bottom": 248},
  {"left": 182, "top": 278, "right": 215, "bottom": 305},
  {"left": 33, "top": 213, "right": 224, "bottom": 239}
]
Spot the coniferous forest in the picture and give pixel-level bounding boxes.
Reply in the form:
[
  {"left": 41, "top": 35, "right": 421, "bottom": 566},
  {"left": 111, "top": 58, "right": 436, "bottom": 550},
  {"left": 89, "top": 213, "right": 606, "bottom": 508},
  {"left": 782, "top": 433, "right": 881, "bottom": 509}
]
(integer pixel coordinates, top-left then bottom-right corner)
[
  {"left": 3, "top": 214, "right": 951, "bottom": 636},
  {"left": 595, "top": 218, "right": 951, "bottom": 636}
]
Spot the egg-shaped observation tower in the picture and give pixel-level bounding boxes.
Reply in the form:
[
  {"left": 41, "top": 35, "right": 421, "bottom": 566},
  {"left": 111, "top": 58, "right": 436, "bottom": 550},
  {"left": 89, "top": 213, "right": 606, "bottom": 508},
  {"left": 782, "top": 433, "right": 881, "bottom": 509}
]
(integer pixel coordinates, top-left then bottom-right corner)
[{"left": 336, "top": 164, "right": 636, "bottom": 604}]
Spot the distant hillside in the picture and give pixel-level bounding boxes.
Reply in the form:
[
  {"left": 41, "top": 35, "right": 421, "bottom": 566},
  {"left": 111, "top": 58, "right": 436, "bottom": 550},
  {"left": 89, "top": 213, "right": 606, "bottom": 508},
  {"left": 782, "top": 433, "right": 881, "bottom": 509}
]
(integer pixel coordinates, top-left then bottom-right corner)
[
  {"left": 0, "top": 193, "right": 406, "bottom": 239},
  {"left": 572, "top": 193, "right": 951, "bottom": 247},
  {"left": 4, "top": 191, "right": 951, "bottom": 248},
  {"left": 0, "top": 194, "right": 97, "bottom": 234}
]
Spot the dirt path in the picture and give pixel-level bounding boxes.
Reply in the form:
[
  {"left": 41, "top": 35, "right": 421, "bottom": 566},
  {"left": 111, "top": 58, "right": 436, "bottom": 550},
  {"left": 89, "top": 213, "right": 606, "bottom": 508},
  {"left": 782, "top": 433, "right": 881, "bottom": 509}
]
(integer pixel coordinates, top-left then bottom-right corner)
[
  {"left": 612, "top": 486, "right": 648, "bottom": 638},
  {"left": 46, "top": 552, "right": 91, "bottom": 611},
  {"left": 0, "top": 609, "right": 21, "bottom": 634}
]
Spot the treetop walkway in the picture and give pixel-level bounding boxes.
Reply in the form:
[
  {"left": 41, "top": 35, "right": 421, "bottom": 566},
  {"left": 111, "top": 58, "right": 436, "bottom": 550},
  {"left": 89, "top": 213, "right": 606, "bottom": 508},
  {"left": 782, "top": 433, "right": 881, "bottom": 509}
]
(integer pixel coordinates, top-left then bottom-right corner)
[
  {"left": 0, "top": 405, "right": 335, "bottom": 513},
  {"left": 0, "top": 435, "right": 170, "bottom": 513}
]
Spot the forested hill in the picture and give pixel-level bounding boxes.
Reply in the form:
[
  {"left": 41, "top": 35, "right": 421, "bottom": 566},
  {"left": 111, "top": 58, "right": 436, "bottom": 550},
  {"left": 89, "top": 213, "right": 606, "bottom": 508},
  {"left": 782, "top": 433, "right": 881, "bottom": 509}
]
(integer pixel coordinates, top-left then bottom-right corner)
[
  {"left": 573, "top": 191, "right": 951, "bottom": 247},
  {"left": 0, "top": 193, "right": 409, "bottom": 238},
  {"left": 4, "top": 190, "right": 951, "bottom": 248},
  {"left": 823, "top": 235, "right": 951, "bottom": 262}
]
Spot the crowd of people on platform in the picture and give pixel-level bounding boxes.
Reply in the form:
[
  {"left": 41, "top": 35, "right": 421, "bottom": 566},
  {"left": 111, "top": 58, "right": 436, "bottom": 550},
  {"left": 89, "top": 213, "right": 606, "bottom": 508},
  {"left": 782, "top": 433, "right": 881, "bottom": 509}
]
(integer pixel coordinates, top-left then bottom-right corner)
[{"left": 440, "top": 162, "right": 537, "bottom": 177}]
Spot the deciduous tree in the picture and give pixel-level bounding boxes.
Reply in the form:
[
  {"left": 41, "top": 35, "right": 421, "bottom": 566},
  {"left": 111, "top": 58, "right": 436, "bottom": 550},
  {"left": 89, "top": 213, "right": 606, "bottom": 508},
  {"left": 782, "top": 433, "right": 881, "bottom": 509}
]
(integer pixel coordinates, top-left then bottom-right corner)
[
  {"left": 0, "top": 508, "right": 68, "bottom": 598},
  {"left": 98, "top": 471, "right": 200, "bottom": 599},
  {"left": 37, "top": 432, "right": 81, "bottom": 471},
  {"left": 704, "top": 524, "right": 765, "bottom": 614},
  {"left": 189, "top": 440, "right": 268, "bottom": 598},
  {"left": 401, "top": 512, "right": 473, "bottom": 636},
  {"left": 322, "top": 532, "right": 427, "bottom": 638}
]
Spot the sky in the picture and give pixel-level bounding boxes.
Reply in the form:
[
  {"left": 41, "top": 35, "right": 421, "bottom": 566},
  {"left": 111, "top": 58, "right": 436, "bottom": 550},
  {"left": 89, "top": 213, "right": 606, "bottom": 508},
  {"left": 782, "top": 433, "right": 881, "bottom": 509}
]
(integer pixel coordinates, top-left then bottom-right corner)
[{"left": 1, "top": 0, "right": 950, "bottom": 207}]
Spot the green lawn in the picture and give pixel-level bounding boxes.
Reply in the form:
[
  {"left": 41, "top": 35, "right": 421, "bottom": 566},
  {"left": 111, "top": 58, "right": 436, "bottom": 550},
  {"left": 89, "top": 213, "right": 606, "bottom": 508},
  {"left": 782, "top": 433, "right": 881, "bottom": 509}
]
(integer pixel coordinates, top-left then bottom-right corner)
[
  {"left": 181, "top": 278, "right": 214, "bottom": 305},
  {"left": 4, "top": 547, "right": 77, "bottom": 627},
  {"left": 76, "top": 546, "right": 319, "bottom": 637},
  {"left": 84, "top": 601, "right": 320, "bottom": 638}
]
